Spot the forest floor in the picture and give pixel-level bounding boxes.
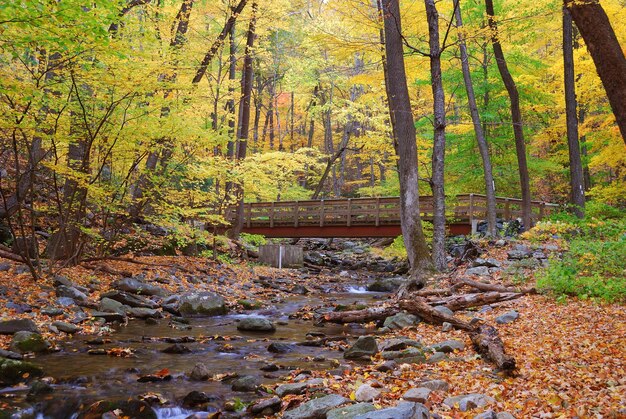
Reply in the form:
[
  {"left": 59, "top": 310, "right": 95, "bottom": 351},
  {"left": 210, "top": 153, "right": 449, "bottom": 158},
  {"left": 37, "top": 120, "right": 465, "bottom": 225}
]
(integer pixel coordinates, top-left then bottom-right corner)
[{"left": 0, "top": 238, "right": 625, "bottom": 418}]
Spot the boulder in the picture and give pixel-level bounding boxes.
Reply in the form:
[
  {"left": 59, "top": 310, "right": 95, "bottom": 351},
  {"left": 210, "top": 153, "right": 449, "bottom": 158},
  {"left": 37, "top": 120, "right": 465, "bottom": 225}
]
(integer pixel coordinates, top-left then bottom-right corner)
[
  {"left": 176, "top": 292, "right": 227, "bottom": 316},
  {"left": 100, "top": 291, "right": 158, "bottom": 309},
  {"left": 99, "top": 297, "right": 127, "bottom": 315},
  {"left": 275, "top": 379, "right": 324, "bottom": 397},
  {"left": 51, "top": 321, "right": 81, "bottom": 334},
  {"left": 189, "top": 363, "right": 211, "bottom": 381},
  {"left": 353, "top": 401, "right": 430, "bottom": 419},
  {"left": 443, "top": 394, "right": 495, "bottom": 412},
  {"left": 90, "top": 311, "right": 126, "bottom": 323},
  {"left": 495, "top": 310, "right": 519, "bottom": 324},
  {"left": 237, "top": 317, "right": 276, "bottom": 332},
  {"left": 127, "top": 308, "right": 161, "bottom": 319},
  {"left": 383, "top": 313, "right": 419, "bottom": 330},
  {"left": 376, "top": 360, "right": 397, "bottom": 372},
  {"left": 420, "top": 379, "right": 449, "bottom": 392},
  {"left": 10, "top": 332, "right": 50, "bottom": 353},
  {"left": 0, "top": 319, "right": 39, "bottom": 335},
  {"left": 430, "top": 339, "right": 465, "bottom": 353},
  {"left": 403, "top": 388, "right": 431, "bottom": 404},
  {"left": 465, "top": 266, "right": 490, "bottom": 277},
  {"left": 0, "top": 357, "right": 44, "bottom": 385},
  {"left": 433, "top": 306, "right": 454, "bottom": 317},
  {"left": 268, "top": 342, "right": 294, "bottom": 353},
  {"left": 344, "top": 336, "right": 378, "bottom": 360},
  {"left": 112, "top": 277, "right": 165, "bottom": 297},
  {"left": 507, "top": 245, "right": 532, "bottom": 260},
  {"left": 327, "top": 403, "right": 376, "bottom": 419},
  {"left": 355, "top": 384, "right": 381, "bottom": 402},
  {"left": 231, "top": 375, "right": 259, "bottom": 392},
  {"left": 283, "top": 394, "right": 348, "bottom": 419},
  {"left": 181, "top": 391, "right": 217, "bottom": 408},
  {"left": 473, "top": 258, "right": 501, "bottom": 268},
  {"left": 249, "top": 396, "right": 282, "bottom": 415},
  {"left": 56, "top": 285, "right": 88, "bottom": 302},
  {"left": 379, "top": 338, "right": 408, "bottom": 352},
  {"left": 367, "top": 277, "right": 405, "bottom": 292}
]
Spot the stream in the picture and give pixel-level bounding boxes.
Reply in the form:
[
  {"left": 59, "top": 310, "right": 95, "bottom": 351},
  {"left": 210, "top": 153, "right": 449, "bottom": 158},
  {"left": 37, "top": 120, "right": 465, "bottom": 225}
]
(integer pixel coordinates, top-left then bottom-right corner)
[{"left": 5, "top": 285, "right": 387, "bottom": 418}]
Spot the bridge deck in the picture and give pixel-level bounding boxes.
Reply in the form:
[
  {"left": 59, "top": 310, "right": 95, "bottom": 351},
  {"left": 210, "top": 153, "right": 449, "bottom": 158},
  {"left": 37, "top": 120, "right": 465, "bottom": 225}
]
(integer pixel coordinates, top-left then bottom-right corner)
[{"left": 227, "top": 194, "right": 558, "bottom": 238}]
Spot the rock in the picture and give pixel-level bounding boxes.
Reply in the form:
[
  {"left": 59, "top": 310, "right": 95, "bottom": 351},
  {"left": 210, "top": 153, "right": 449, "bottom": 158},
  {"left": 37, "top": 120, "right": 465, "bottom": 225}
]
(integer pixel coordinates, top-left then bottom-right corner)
[
  {"left": 355, "top": 384, "right": 381, "bottom": 402},
  {"left": 0, "top": 357, "right": 44, "bottom": 385},
  {"left": 474, "top": 410, "right": 497, "bottom": 419},
  {"left": 260, "top": 363, "right": 279, "bottom": 372},
  {"left": 249, "top": 396, "right": 281, "bottom": 414},
  {"left": 176, "top": 292, "right": 227, "bottom": 316},
  {"left": 379, "top": 338, "right": 408, "bottom": 352},
  {"left": 99, "top": 297, "right": 127, "bottom": 314},
  {"left": 380, "top": 347, "right": 426, "bottom": 362},
  {"left": 275, "top": 379, "right": 324, "bottom": 397},
  {"left": 442, "top": 322, "right": 453, "bottom": 332},
  {"left": 367, "top": 277, "right": 405, "bottom": 292},
  {"left": 42, "top": 307, "right": 64, "bottom": 316},
  {"left": 0, "top": 262, "right": 10, "bottom": 271},
  {"left": 291, "top": 285, "right": 310, "bottom": 295},
  {"left": 161, "top": 344, "right": 190, "bottom": 354},
  {"left": 327, "top": 403, "right": 376, "bottom": 419},
  {"left": 79, "top": 399, "right": 157, "bottom": 419},
  {"left": 496, "top": 413, "right": 515, "bottom": 419},
  {"left": 495, "top": 310, "right": 519, "bottom": 324},
  {"left": 231, "top": 375, "right": 259, "bottom": 392},
  {"left": 53, "top": 275, "right": 73, "bottom": 287},
  {"left": 268, "top": 342, "right": 294, "bottom": 353},
  {"left": 237, "top": 317, "right": 276, "bottom": 332},
  {"left": 507, "top": 245, "right": 532, "bottom": 260},
  {"left": 473, "top": 258, "right": 501, "bottom": 268},
  {"left": 189, "top": 363, "right": 211, "bottom": 381},
  {"left": 26, "top": 380, "right": 53, "bottom": 400},
  {"left": 465, "top": 266, "right": 490, "bottom": 277},
  {"left": 112, "top": 277, "right": 165, "bottom": 296},
  {"left": 101, "top": 291, "right": 158, "bottom": 309},
  {"left": 353, "top": 401, "right": 430, "bottom": 419},
  {"left": 56, "top": 297, "right": 76, "bottom": 307},
  {"left": 127, "top": 307, "right": 161, "bottom": 319},
  {"left": 420, "top": 380, "right": 449, "bottom": 392},
  {"left": 430, "top": 339, "right": 465, "bottom": 353},
  {"left": 6, "top": 302, "right": 32, "bottom": 313},
  {"left": 283, "top": 394, "right": 348, "bottom": 419},
  {"left": 344, "top": 336, "right": 378, "bottom": 359},
  {"left": 0, "top": 319, "right": 39, "bottom": 335},
  {"left": 383, "top": 313, "right": 419, "bottom": 330},
  {"left": 51, "top": 321, "right": 81, "bottom": 334},
  {"left": 443, "top": 394, "right": 495, "bottom": 411},
  {"left": 0, "top": 349, "right": 23, "bottom": 360},
  {"left": 90, "top": 311, "right": 126, "bottom": 323},
  {"left": 10, "top": 331, "right": 51, "bottom": 353},
  {"left": 181, "top": 391, "right": 216, "bottom": 407},
  {"left": 433, "top": 306, "right": 454, "bottom": 317},
  {"left": 376, "top": 360, "right": 397, "bottom": 372},
  {"left": 403, "top": 388, "right": 431, "bottom": 403},
  {"left": 427, "top": 352, "right": 447, "bottom": 363},
  {"left": 56, "top": 285, "right": 88, "bottom": 302}
]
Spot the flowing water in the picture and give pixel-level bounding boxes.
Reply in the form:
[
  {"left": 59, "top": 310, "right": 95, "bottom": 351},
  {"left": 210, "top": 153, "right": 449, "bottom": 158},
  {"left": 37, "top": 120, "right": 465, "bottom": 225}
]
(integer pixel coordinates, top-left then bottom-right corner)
[{"left": 5, "top": 287, "right": 386, "bottom": 418}]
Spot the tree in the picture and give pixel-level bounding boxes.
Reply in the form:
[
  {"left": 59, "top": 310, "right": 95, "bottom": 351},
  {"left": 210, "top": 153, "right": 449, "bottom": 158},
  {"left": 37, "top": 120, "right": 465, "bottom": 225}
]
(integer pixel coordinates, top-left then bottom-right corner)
[
  {"left": 453, "top": 0, "right": 497, "bottom": 236},
  {"left": 382, "top": 0, "right": 434, "bottom": 284},
  {"left": 566, "top": 0, "right": 626, "bottom": 144},
  {"left": 563, "top": 6, "right": 585, "bottom": 218},
  {"left": 485, "top": 0, "right": 532, "bottom": 230}
]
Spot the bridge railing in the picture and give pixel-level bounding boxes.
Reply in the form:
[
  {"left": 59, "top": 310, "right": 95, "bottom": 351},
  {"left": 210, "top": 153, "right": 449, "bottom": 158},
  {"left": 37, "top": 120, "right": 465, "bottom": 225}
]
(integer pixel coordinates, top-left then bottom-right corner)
[{"left": 227, "top": 194, "right": 558, "bottom": 229}]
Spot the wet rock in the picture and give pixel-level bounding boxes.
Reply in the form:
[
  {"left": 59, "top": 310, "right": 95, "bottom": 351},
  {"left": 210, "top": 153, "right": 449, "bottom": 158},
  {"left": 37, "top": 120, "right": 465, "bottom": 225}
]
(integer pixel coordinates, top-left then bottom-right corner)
[
  {"left": 249, "top": 396, "right": 281, "bottom": 414},
  {"left": 327, "top": 403, "right": 376, "bottom": 419},
  {"left": 101, "top": 291, "right": 158, "bottom": 309},
  {"left": 430, "top": 339, "right": 465, "bottom": 353},
  {"left": 90, "top": 311, "right": 126, "bottom": 323},
  {"left": 161, "top": 343, "right": 191, "bottom": 354},
  {"left": 355, "top": 384, "right": 381, "bottom": 402},
  {"left": 465, "top": 266, "right": 490, "bottom": 277},
  {"left": 78, "top": 399, "right": 157, "bottom": 419},
  {"left": 177, "top": 292, "right": 227, "bottom": 316},
  {"left": 260, "top": 363, "right": 279, "bottom": 372},
  {"left": 353, "top": 401, "right": 430, "bottom": 419},
  {"left": 0, "top": 357, "right": 44, "bottom": 384},
  {"left": 376, "top": 360, "right": 397, "bottom": 372},
  {"left": 231, "top": 375, "right": 259, "bottom": 392},
  {"left": 26, "top": 380, "right": 53, "bottom": 400},
  {"left": 0, "top": 318, "right": 39, "bottom": 335},
  {"left": 344, "top": 336, "right": 378, "bottom": 359},
  {"left": 383, "top": 313, "right": 419, "bottom": 330},
  {"left": 0, "top": 349, "right": 22, "bottom": 360},
  {"left": 56, "top": 285, "right": 88, "bottom": 302},
  {"left": 237, "top": 317, "right": 276, "bottom": 332},
  {"left": 112, "top": 277, "right": 166, "bottom": 296},
  {"left": 276, "top": 379, "right": 323, "bottom": 397},
  {"left": 495, "top": 310, "right": 519, "bottom": 324},
  {"left": 403, "top": 387, "right": 431, "bottom": 403},
  {"left": 127, "top": 307, "right": 161, "bottom": 319},
  {"left": 88, "top": 348, "right": 107, "bottom": 355},
  {"left": 443, "top": 394, "right": 495, "bottom": 411},
  {"left": 182, "top": 391, "right": 217, "bottom": 408},
  {"left": 190, "top": 363, "right": 211, "bottom": 381},
  {"left": 51, "top": 321, "right": 81, "bottom": 334},
  {"left": 268, "top": 342, "right": 294, "bottom": 353},
  {"left": 420, "top": 379, "right": 449, "bottom": 392},
  {"left": 283, "top": 394, "right": 348, "bottom": 419},
  {"left": 433, "top": 306, "right": 454, "bottom": 317},
  {"left": 10, "top": 331, "right": 51, "bottom": 353},
  {"left": 367, "top": 277, "right": 405, "bottom": 292}
]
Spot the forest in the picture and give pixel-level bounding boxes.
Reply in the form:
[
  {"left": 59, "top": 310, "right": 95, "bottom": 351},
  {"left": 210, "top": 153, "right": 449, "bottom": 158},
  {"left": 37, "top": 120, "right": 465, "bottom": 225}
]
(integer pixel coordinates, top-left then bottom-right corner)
[{"left": 0, "top": 0, "right": 624, "bottom": 418}]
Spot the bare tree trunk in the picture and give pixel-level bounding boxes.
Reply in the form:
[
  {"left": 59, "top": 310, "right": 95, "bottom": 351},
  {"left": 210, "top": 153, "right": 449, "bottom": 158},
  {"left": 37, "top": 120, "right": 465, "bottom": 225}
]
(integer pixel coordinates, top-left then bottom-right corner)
[
  {"left": 231, "top": 2, "right": 257, "bottom": 238},
  {"left": 566, "top": 0, "right": 626, "bottom": 144},
  {"left": 485, "top": 0, "right": 532, "bottom": 230},
  {"left": 382, "top": 0, "right": 434, "bottom": 284},
  {"left": 563, "top": 6, "right": 585, "bottom": 218},
  {"left": 578, "top": 107, "right": 592, "bottom": 191},
  {"left": 454, "top": 0, "right": 497, "bottom": 236},
  {"left": 226, "top": 19, "right": 237, "bottom": 160},
  {"left": 268, "top": 80, "right": 275, "bottom": 150},
  {"left": 425, "top": 0, "right": 447, "bottom": 271}
]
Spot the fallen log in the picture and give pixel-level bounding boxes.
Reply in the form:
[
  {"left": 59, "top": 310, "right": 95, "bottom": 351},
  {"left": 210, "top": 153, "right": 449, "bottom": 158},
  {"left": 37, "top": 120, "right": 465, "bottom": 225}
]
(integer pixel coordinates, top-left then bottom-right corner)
[
  {"left": 430, "top": 291, "right": 524, "bottom": 312},
  {"left": 322, "top": 306, "right": 399, "bottom": 324},
  {"left": 458, "top": 277, "right": 535, "bottom": 295},
  {"left": 470, "top": 324, "right": 516, "bottom": 372},
  {"left": 399, "top": 299, "right": 473, "bottom": 331}
]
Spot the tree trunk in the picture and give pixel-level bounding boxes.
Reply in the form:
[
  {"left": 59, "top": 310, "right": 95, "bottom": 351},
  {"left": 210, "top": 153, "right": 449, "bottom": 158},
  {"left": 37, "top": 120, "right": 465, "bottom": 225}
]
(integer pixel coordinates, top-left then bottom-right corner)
[
  {"left": 382, "top": 0, "right": 434, "bottom": 284},
  {"left": 425, "top": 0, "right": 447, "bottom": 271},
  {"left": 454, "top": 0, "right": 497, "bottom": 236},
  {"left": 563, "top": 6, "right": 585, "bottom": 218},
  {"left": 566, "top": 0, "right": 626, "bottom": 144},
  {"left": 268, "top": 80, "right": 275, "bottom": 150},
  {"left": 485, "top": 0, "right": 532, "bottom": 230}
]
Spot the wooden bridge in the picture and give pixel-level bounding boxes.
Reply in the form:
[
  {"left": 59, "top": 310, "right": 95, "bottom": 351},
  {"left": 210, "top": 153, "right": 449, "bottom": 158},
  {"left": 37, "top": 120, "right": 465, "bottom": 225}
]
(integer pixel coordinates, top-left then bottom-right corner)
[{"left": 226, "top": 194, "right": 558, "bottom": 238}]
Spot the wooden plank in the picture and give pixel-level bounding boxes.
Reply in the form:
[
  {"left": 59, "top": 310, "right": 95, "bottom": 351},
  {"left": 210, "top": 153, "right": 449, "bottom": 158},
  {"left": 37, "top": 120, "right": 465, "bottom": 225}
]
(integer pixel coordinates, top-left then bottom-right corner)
[{"left": 320, "top": 200, "right": 325, "bottom": 227}]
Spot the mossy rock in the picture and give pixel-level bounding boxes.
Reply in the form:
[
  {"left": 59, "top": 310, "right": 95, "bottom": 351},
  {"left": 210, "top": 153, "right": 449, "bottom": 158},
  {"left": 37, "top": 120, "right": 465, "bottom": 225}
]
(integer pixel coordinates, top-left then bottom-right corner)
[
  {"left": 0, "top": 357, "right": 44, "bottom": 385},
  {"left": 10, "top": 331, "right": 51, "bottom": 354},
  {"left": 238, "top": 299, "right": 262, "bottom": 309},
  {"left": 78, "top": 399, "right": 156, "bottom": 419}
]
